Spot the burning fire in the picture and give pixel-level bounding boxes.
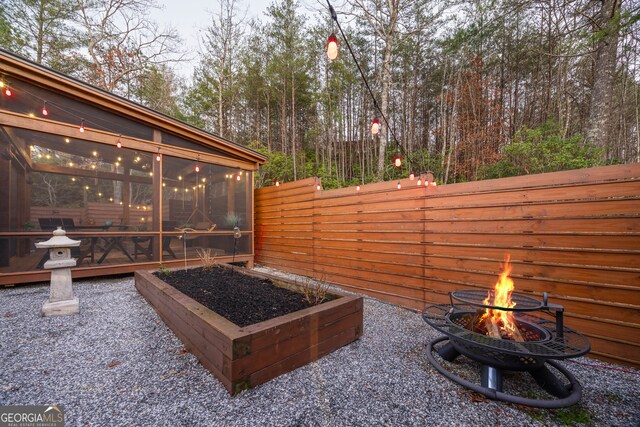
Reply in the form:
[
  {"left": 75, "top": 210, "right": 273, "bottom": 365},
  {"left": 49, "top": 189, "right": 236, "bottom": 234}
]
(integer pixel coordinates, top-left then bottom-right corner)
[{"left": 480, "top": 255, "right": 522, "bottom": 340}]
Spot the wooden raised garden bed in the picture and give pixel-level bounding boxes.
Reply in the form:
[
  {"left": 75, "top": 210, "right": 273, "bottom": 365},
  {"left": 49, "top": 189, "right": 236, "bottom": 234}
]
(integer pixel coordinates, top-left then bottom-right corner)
[{"left": 135, "top": 267, "right": 363, "bottom": 395}]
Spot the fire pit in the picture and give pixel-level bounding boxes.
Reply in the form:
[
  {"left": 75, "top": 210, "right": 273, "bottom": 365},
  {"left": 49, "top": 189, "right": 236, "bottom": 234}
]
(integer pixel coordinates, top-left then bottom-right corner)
[{"left": 423, "top": 257, "right": 590, "bottom": 408}]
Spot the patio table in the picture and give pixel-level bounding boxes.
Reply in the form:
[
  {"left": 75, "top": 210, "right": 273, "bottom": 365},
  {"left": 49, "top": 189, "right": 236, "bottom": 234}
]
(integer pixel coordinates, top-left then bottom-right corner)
[{"left": 96, "top": 225, "right": 135, "bottom": 264}]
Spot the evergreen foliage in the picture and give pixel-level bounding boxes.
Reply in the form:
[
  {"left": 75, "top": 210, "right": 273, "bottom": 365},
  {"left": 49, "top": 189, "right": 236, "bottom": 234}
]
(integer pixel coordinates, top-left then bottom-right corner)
[{"left": 2, "top": 0, "right": 638, "bottom": 187}]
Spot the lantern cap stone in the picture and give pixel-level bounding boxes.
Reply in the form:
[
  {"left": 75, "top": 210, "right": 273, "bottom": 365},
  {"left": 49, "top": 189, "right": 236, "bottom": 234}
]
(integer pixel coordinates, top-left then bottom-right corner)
[{"left": 35, "top": 227, "right": 81, "bottom": 248}]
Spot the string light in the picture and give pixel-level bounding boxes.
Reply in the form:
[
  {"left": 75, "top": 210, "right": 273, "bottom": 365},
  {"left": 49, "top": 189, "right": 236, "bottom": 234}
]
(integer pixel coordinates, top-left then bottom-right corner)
[
  {"left": 64, "top": 138, "right": 70, "bottom": 143},
  {"left": 3, "top": 87, "right": 12, "bottom": 97},
  {"left": 236, "top": 174, "right": 241, "bottom": 181},
  {"left": 275, "top": 180, "right": 280, "bottom": 187},
  {"left": 326, "top": 0, "right": 407, "bottom": 171},
  {"left": 316, "top": 183, "right": 321, "bottom": 191},
  {"left": 79, "top": 119, "right": 85, "bottom": 133},
  {"left": 41, "top": 101, "right": 48, "bottom": 116},
  {"left": 393, "top": 155, "right": 402, "bottom": 168},
  {"left": 116, "top": 137, "right": 122, "bottom": 149},
  {"left": 371, "top": 118, "right": 380, "bottom": 135},
  {"left": 417, "top": 177, "right": 422, "bottom": 186},
  {"left": 327, "top": 33, "right": 338, "bottom": 60},
  {"left": 397, "top": 181, "right": 402, "bottom": 190},
  {"left": 156, "top": 148, "right": 161, "bottom": 162},
  {"left": 356, "top": 185, "right": 360, "bottom": 192},
  {"left": 195, "top": 155, "right": 200, "bottom": 173},
  {"left": 409, "top": 172, "right": 415, "bottom": 180}
]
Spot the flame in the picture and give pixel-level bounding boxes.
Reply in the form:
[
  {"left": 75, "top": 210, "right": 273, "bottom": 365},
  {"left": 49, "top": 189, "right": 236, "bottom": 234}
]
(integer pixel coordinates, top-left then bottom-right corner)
[{"left": 480, "top": 255, "right": 520, "bottom": 338}]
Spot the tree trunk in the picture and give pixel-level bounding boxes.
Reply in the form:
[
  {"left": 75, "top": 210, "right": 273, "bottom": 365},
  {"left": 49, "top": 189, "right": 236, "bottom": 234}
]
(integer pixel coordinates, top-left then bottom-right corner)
[
  {"left": 36, "top": 2, "right": 45, "bottom": 63},
  {"left": 376, "top": 40, "right": 393, "bottom": 179},
  {"left": 291, "top": 67, "right": 297, "bottom": 180},
  {"left": 586, "top": 0, "right": 620, "bottom": 158}
]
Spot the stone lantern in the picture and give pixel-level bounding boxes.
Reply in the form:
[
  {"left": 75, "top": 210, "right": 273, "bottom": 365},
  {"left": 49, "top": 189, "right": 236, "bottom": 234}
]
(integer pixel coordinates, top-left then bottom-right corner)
[{"left": 35, "top": 227, "right": 80, "bottom": 316}]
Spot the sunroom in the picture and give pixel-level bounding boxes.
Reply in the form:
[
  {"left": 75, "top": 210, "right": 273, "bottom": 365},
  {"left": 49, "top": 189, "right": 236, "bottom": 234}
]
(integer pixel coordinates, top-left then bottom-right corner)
[{"left": 0, "top": 49, "right": 266, "bottom": 285}]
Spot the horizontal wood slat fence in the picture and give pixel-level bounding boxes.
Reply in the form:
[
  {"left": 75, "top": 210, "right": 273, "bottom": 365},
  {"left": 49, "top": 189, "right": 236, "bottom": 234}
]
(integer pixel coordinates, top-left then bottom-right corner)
[
  {"left": 31, "top": 203, "right": 148, "bottom": 228},
  {"left": 254, "top": 164, "right": 640, "bottom": 367}
]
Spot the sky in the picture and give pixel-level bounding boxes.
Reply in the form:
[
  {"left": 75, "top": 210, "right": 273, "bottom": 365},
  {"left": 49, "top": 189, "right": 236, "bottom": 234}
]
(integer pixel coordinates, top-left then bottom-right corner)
[{"left": 151, "top": 0, "right": 324, "bottom": 79}]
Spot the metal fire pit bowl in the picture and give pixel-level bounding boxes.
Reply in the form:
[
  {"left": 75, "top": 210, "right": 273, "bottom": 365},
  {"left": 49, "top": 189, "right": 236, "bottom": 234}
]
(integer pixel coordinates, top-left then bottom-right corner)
[{"left": 422, "top": 291, "right": 590, "bottom": 409}]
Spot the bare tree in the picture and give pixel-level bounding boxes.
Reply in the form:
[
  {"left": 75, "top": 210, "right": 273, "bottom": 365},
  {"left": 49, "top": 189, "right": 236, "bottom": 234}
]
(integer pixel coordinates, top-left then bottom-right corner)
[
  {"left": 345, "top": 0, "right": 444, "bottom": 179},
  {"left": 75, "top": 0, "right": 183, "bottom": 94},
  {"left": 202, "top": 0, "right": 247, "bottom": 138}
]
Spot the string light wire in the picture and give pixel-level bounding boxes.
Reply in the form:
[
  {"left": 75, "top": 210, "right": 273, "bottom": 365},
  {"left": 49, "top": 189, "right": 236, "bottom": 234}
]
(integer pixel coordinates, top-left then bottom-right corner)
[{"left": 326, "top": 0, "right": 406, "bottom": 168}]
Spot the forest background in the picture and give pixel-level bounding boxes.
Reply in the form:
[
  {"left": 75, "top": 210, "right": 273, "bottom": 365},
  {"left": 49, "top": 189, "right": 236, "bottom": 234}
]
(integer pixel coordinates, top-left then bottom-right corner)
[{"left": 1, "top": 0, "right": 639, "bottom": 188}]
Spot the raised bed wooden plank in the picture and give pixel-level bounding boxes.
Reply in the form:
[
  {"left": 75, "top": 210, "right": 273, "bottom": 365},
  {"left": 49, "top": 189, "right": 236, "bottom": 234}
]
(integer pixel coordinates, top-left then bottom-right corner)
[{"left": 135, "top": 268, "right": 363, "bottom": 395}]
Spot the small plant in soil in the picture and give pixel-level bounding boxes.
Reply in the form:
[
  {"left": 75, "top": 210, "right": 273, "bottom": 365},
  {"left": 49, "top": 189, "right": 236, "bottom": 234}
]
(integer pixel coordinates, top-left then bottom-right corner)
[
  {"left": 196, "top": 248, "right": 217, "bottom": 270},
  {"left": 298, "top": 276, "right": 331, "bottom": 305},
  {"left": 157, "top": 264, "right": 171, "bottom": 276}
]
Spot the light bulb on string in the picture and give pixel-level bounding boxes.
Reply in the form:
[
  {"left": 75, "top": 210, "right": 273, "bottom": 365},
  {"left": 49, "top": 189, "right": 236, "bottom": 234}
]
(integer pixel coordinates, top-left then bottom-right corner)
[
  {"left": 116, "top": 135, "right": 122, "bottom": 149},
  {"left": 327, "top": 33, "right": 338, "bottom": 60},
  {"left": 275, "top": 180, "right": 280, "bottom": 187},
  {"left": 79, "top": 119, "right": 85, "bottom": 133},
  {"left": 417, "top": 177, "right": 422, "bottom": 186},
  {"left": 316, "top": 183, "right": 321, "bottom": 191},
  {"left": 195, "top": 155, "right": 200, "bottom": 173},
  {"left": 409, "top": 172, "right": 415, "bottom": 180},
  {"left": 156, "top": 148, "right": 161, "bottom": 162},
  {"left": 356, "top": 185, "right": 360, "bottom": 192},
  {"left": 393, "top": 155, "right": 402, "bottom": 168},
  {"left": 397, "top": 181, "right": 402, "bottom": 190},
  {"left": 0, "top": 80, "right": 4, "bottom": 88},
  {"left": 236, "top": 174, "right": 241, "bottom": 181},
  {"left": 41, "top": 101, "right": 48, "bottom": 116},
  {"left": 371, "top": 118, "right": 380, "bottom": 135},
  {"left": 4, "top": 87, "right": 12, "bottom": 97}
]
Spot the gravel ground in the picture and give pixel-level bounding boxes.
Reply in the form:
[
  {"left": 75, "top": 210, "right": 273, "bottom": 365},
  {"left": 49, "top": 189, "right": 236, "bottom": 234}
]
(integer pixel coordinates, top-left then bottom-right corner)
[{"left": 1, "top": 268, "right": 638, "bottom": 427}]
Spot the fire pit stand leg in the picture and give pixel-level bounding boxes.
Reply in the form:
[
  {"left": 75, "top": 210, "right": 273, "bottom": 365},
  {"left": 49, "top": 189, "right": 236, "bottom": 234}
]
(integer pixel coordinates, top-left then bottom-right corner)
[
  {"left": 436, "top": 342, "right": 460, "bottom": 361},
  {"left": 426, "top": 336, "right": 583, "bottom": 409},
  {"left": 530, "top": 365, "right": 571, "bottom": 398},
  {"left": 481, "top": 365, "right": 503, "bottom": 392}
]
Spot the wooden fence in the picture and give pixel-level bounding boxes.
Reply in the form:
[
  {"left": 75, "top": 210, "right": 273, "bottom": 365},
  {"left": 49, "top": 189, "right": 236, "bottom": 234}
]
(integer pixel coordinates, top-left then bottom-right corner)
[
  {"left": 254, "top": 164, "right": 640, "bottom": 367},
  {"left": 31, "top": 203, "right": 148, "bottom": 228}
]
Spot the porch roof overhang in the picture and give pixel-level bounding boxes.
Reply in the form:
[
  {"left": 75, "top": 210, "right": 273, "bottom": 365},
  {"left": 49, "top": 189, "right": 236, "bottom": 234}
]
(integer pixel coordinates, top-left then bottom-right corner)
[{"left": 0, "top": 49, "right": 266, "bottom": 167}]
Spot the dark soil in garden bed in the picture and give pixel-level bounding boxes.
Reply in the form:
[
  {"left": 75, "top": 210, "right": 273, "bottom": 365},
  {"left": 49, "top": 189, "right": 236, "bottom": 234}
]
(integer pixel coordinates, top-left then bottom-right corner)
[{"left": 154, "top": 267, "right": 316, "bottom": 327}]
